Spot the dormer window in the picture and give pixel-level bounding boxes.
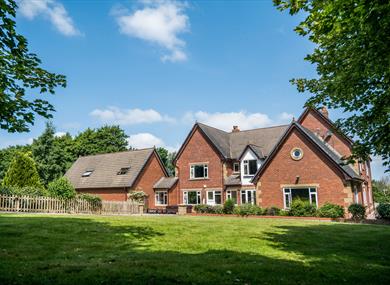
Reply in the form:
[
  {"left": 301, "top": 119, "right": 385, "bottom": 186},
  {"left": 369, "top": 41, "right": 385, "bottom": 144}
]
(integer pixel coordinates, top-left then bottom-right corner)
[
  {"left": 82, "top": 170, "right": 93, "bottom": 177},
  {"left": 243, "top": 160, "right": 257, "bottom": 176},
  {"left": 117, "top": 167, "right": 130, "bottom": 175}
]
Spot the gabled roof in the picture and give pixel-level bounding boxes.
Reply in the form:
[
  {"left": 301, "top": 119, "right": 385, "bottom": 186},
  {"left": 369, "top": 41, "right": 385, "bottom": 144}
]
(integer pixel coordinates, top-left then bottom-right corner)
[
  {"left": 298, "top": 107, "right": 354, "bottom": 144},
  {"left": 65, "top": 148, "right": 168, "bottom": 189},
  {"left": 238, "top": 144, "right": 264, "bottom": 160},
  {"left": 154, "top": 177, "right": 178, "bottom": 189},
  {"left": 224, "top": 174, "right": 241, "bottom": 186},
  {"left": 174, "top": 122, "right": 288, "bottom": 163},
  {"left": 251, "top": 122, "right": 361, "bottom": 183}
]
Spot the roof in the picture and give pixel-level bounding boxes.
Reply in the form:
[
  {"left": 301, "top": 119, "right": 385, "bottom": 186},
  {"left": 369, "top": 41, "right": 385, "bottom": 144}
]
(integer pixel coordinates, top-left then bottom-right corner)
[
  {"left": 153, "top": 177, "right": 178, "bottom": 189},
  {"left": 251, "top": 122, "right": 361, "bottom": 183},
  {"left": 65, "top": 148, "right": 165, "bottom": 189},
  {"left": 224, "top": 174, "right": 242, "bottom": 186},
  {"left": 175, "top": 123, "right": 289, "bottom": 162}
]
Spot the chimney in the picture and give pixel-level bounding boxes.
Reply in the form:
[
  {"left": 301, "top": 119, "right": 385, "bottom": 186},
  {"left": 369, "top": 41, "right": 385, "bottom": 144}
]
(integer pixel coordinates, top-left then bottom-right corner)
[
  {"left": 320, "top": 106, "right": 329, "bottom": 118},
  {"left": 232, "top": 126, "right": 240, "bottom": 133}
]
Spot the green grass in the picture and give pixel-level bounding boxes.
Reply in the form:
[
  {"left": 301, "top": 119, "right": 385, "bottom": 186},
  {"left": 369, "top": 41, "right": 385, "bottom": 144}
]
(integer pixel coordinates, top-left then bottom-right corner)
[{"left": 0, "top": 214, "right": 389, "bottom": 285}]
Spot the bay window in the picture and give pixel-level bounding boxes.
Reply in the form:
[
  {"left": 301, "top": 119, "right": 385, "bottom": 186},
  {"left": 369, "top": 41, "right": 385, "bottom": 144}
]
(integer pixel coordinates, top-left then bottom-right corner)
[{"left": 243, "top": 160, "right": 258, "bottom": 176}]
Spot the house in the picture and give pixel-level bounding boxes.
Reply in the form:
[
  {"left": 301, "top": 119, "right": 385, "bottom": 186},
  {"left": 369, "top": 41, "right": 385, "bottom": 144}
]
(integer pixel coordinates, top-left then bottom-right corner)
[
  {"left": 65, "top": 148, "right": 178, "bottom": 208},
  {"left": 173, "top": 107, "right": 374, "bottom": 214}
]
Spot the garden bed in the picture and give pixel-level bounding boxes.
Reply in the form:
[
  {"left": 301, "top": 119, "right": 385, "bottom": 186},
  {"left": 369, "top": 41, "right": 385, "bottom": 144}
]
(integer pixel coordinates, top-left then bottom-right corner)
[{"left": 189, "top": 212, "right": 338, "bottom": 221}]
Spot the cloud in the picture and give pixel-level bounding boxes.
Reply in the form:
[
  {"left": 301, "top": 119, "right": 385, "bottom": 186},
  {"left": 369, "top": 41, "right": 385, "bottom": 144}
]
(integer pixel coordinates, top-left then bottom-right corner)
[
  {"left": 90, "top": 107, "right": 175, "bottom": 125},
  {"left": 18, "top": 0, "right": 81, "bottom": 36},
  {"left": 183, "top": 111, "right": 274, "bottom": 131},
  {"left": 112, "top": 0, "right": 189, "bottom": 62},
  {"left": 278, "top": 112, "right": 294, "bottom": 122},
  {"left": 54, "top": 132, "right": 66, "bottom": 137},
  {"left": 127, "top": 132, "right": 178, "bottom": 152}
]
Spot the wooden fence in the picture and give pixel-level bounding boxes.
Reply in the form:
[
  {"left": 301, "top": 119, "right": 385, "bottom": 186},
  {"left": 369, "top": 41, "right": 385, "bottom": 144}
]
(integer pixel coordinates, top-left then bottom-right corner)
[{"left": 0, "top": 195, "right": 143, "bottom": 215}]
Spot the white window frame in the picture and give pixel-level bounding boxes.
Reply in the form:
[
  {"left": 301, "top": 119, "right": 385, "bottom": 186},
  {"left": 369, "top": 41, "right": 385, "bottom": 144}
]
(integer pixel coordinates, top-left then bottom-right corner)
[
  {"left": 243, "top": 160, "right": 257, "bottom": 176},
  {"left": 207, "top": 190, "right": 222, "bottom": 205},
  {"left": 155, "top": 191, "right": 168, "bottom": 206},
  {"left": 241, "top": 189, "right": 256, "bottom": 205},
  {"left": 233, "top": 163, "right": 240, "bottom": 173},
  {"left": 354, "top": 188, "right": 359, "bottom": 204},
  {"left": 283, "top": 187, "right": 318, "bottom": 209},
  {"left": 183, "top": 191, "right": 201, "bottom": 205},
  {"left": 226, "top": 190, "right": 238, "bottom": 205},
  {"left": 190, "top": 164, "right": 208, "bottom": 179}
]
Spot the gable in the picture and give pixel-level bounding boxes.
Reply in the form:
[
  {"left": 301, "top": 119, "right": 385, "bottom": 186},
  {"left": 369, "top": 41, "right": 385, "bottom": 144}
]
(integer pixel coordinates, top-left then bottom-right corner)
[{"left": 298, "top": 108, "right": 353, "bottom": 158}]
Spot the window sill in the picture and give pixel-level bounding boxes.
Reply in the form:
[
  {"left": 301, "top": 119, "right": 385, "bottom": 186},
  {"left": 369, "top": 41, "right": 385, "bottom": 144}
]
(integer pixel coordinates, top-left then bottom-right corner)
[{"left": 189, "top": 178, "right": 209, "bottom": 181}]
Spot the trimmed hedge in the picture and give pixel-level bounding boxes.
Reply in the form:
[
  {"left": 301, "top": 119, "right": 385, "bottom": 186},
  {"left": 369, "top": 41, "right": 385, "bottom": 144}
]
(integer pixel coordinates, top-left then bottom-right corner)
[
  {"left": 289, "top": 199, "right": 317, "bottom": 217},
  {"left": 194, "top": 204, "right": 223, "bottom": 214},
  {"left": 233, "top": 204, "right": 263, "bottom": 216},
  {"left": 317, "top": 202, "right": 344, "bottom": 218},
  {"left": 377, "top": 203, "right": 390, "bottom": 219}
]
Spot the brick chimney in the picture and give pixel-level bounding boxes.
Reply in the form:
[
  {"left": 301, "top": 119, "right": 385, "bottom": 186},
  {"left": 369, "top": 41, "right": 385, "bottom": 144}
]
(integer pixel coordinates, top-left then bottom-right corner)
[
  {"left": 232, "top": 126, "right": 240, "bottom": 133},
  {"left": 320, "top": 106, "right": 329, "bottom": 118}
]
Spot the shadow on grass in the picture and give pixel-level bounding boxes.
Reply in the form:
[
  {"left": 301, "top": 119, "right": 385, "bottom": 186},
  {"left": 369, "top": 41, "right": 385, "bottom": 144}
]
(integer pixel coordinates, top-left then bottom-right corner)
[{"left": 0, "top": 216, "right": 389, "bottom": 285}]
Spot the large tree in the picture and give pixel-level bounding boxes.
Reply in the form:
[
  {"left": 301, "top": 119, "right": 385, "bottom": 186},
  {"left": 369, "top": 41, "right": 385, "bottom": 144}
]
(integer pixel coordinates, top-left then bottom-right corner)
[
  {"left": 274, "top": 0, "right": 390, "bottom": 170},
  {"left": 156, "top": 147, "right": 175, "bottom": 176},
  {"left": 0, "top": 0, "right": 66, "bottom": 133},
  {"left": 0, "top": 144, "right": 31, "bottom": 181}
]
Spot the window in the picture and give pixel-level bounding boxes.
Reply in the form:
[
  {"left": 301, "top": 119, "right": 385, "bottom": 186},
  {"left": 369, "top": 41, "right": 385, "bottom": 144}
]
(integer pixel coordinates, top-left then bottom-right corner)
[
  {"left": 354, "top": 188, "right": 359, "bottom": 203},
  {"left": 190, "top": 164, "right": 208, "bottom": 179},
  {"left": 290, "top": 147, "right": 303, "bottom": 160},
  {"left": 283, "top": 188, "right": 317, "bottom": 209},
  {"left": 207, "top": 191, "right": 222, "bottom": 205},
  {"left": 226, "top": 190, "right": 237, "bottom": 204},
  {"left": 243, "top": 160, "right": 257, "bottom": 176},
  {"left": 117, "top": 167, "right": 130, "bottom": 175},
  {"left": 233, "top": 163, "right": 240, "bottom": 173},
  {"left": 82, "top": 170, "right": 93, "bottom": 177},
  {"left": 155, "top": 191, "right": 168, "bottom": 205},
  {"left": 184, "top": 191, "right": 201, "bottom": 205},
  {"left": 241, "top": 190, "right": 256, "bottom": 204}
]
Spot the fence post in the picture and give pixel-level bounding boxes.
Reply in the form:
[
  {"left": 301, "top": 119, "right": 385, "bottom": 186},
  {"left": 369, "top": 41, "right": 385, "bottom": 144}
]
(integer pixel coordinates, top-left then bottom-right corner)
[
  {"left": 138, "top": 204, "right": 144, "bottom": 215},
  {"left": 15, "top": 197, "right": 20, "bottom": 212}
]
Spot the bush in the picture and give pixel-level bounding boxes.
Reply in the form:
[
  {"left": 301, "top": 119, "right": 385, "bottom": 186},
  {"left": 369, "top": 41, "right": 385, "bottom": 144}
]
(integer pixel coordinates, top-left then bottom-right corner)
[
  {"left": 77, "top": 193, "right": 102, "bottom": 208},
  {"left": 279, "top": 209, "right": 290, "bottom": 216},
  {"left": 264, "top": 206, "right": 281, "bottom": 216},
  {"left": 234, "top": 204, "right": 263, "bottom": 216},
  {"left": 194, "top": 204, "right": 223, "bottom": 214},
  {"left": 289, "top": 199, "right": 317, "bottom": 217},
  {"left": 194, "top": 204, "right": 208, "bottom": 213},
  {"left": 223, "top": 199, "right": 235, "bottom": 214},
  {"left": 348, "top": 203, "right": 366, "bottom": 221},
  {"left": 377, "top": 203, "right": 390, "bottom": 219},
  {"left": 128, "top": 191, "right": 147, "bottom": 203},
  {"left": 317, "top": 203, "right": 344, "bottom": 218},
  {"left": 0, "top": 185, "right": 47, "bottom": 196},
  {"left": 47, "top": 177, "right": 76, "bottom": 199}
]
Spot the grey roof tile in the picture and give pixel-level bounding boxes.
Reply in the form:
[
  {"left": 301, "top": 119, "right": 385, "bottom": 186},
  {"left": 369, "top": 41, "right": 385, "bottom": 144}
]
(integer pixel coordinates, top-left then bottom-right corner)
[
  {"left": 224, "top": 174, "right": 242, "bottom": 186},
  {"left": 153, "top": 177, "right": 179, "bottom": 189}
]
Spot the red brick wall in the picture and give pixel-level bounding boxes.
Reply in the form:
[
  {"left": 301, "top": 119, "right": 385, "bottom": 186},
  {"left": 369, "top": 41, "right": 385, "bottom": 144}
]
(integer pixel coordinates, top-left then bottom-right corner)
[
  {"left": 133, "top": 152, "right": 168, "bottom": 208},
  {"left": 77, "top": 188, "right": 127, "bottom": 201},
  {"left": 300, "top": 110, "right": 352, "bottom": 158},
  {"left": 258, "top": 129, "right": 350, "bottom": 209},
  {"left": 176, "top": 128, "right": 224, "bottom": 192}
]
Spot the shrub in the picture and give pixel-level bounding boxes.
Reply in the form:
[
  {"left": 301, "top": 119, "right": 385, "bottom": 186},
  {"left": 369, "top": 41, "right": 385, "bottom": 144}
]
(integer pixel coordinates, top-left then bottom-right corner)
[
  {"left": 264, "top": 206, "right": 281, "bottom": 216},
  {"left": 377, "top": 203, "right": 390, "bottom": 219},
  {"left": 348, "top": 203, "right": 366, "bottom": 221},
  {"left": 194, "top": 204, "right": 224, "bottom": 214},
  {"left": 128, "top": 191, "right": 147, "bottom": 203},
  {"left": 47, "top": 177, "right": 76, "bottom": 199},
  {"left": 223, "top": 199, "right": 235, "bottom": 214},
  {"left": 194, "top": 204, "right": 208, "bottom": 213},
  {"left": 77, "top": 193, "right": 102, "bottom": 208},
  {"left": 317, "top": 203, "right": 344, "bottom": 218},
  {"left": 2, "top": 152, "right": 43, "bottom": 189},
  {"left": 234, "top": 204, "right": 263, "bottom": 216},
  {"left": 289, "top": 199, "right": 316, "bottom": 217},
  {"left": 212, "top": 205, "right": 224, "bottom": 214},
  {"left": 0, "top": 185, "right": 47, "bottom": 197},
  {"left": 279, "top": 209, "right": 290, "bottom": 216}
]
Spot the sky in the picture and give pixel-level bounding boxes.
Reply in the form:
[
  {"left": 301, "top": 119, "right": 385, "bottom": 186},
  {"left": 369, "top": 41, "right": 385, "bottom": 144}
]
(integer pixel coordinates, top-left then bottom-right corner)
[{"left": 1, "top": 0, "right": 387, "bottom": 179}]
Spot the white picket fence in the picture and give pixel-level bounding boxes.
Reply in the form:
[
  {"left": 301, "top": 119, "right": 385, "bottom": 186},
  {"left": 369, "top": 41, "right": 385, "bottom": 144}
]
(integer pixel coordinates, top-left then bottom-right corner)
[{"left": 0, "top": 195, "right": 143, "bottom": 215}]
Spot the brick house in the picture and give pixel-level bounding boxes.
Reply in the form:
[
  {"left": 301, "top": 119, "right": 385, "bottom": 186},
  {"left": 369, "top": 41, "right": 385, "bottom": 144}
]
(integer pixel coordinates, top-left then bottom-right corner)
[
  {"left": 173, "top": 107, "right": 374, "bottom": 214},
  {"left": 65, "top": 148, "right": 177, "bottom": 208}
]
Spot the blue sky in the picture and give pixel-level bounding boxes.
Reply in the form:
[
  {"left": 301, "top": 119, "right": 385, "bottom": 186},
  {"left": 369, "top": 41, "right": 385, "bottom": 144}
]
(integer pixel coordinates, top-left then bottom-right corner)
[{"left": 1, "top": 0, "right": 387, "bottom": 179}]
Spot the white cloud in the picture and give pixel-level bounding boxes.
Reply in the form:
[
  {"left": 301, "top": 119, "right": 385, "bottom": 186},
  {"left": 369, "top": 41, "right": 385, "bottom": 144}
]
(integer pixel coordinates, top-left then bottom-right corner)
[
  {"left": 183, "top": 111, "right": 274, "bottom": 131},
  {"left": 54, "top": 132, "right": 66, "bottom": 137},
  {"left": 127, "top": 133, "right": 164, "bottom": 149},
  {"left": 112, "top": 0, "right": 189, "bottom": 62},
  {"left": 18, "top": 0, "right": 80, "bottom": 36},
  {"left": 90, "top": 107, "right": 175, "bottom": 125},
  {"left": 278, "top": 112, "right": 294, "bottom": 123}
]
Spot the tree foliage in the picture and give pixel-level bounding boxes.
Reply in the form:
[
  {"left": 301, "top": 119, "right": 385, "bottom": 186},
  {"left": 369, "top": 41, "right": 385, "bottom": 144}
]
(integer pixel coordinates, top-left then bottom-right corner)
[
  {"left": 372, "top": 177, "right": 390, "bottom": 203},
  {"left": 274, "top": 0, "right": 390, "bottom": 170},
  {"left": 2, "top": 151, "right": 43, "bottom": 189},
  {"left": 0, "top": 0, "right": 66, "bottom": 133},
  {"left": 0, "top": 144, "right": 31, "bottom": 181},
  {"left": 47, "top": 177, "right": 76, "bottom": 199},
  {"left": 156, "top": 147, "right": 175, "bottom": 176}
]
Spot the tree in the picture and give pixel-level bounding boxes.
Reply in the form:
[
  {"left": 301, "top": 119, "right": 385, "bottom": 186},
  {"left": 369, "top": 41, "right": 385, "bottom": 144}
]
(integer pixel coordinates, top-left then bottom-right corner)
[
  {"left": 47, "top": 177, "right": 76, "bottom": 199},
  {"left": 0, "top": 0, "right": 66, "bottom": 133},
  {"left": 0, "top": 144, "right": 31, "bottom": 182},
  {"left": 156, "top": 147, "right": 175, "bottom": 176},
  {"left": 372, "top": 177, "right": 390, "bottom": 203},
  {"left": 31, "top": 122, "right": 76, "bottom": 186},
  {"left": 2, "top": 151, "right": 43, "bottom": 188},
  {"left": 73, "top": 125, "right": 128, "bottom": 157},
  {"left": 274, "top": 0, "right": 390, "bottom": 170}
]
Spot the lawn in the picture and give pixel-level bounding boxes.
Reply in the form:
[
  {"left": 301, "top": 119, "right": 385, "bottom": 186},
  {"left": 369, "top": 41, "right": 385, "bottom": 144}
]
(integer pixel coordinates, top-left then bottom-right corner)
[{"left": 0, "top": 214, "right": 389, "bottom": 285}]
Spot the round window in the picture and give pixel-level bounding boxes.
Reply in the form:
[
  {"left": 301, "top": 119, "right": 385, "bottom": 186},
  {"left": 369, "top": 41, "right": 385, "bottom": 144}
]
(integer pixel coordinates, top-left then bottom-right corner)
[{"left": 291, "top": 147, "right": 303, "bottom": 160}]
